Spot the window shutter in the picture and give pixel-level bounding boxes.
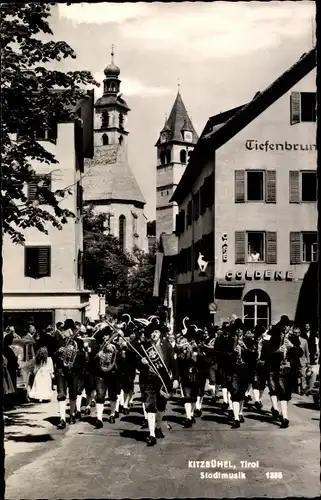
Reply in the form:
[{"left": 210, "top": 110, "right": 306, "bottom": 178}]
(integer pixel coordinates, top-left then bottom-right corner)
[
  {"left": 27, "top": 181, "right": 38, "bottom": 201},
  {"left": 200, "top": 184, "right": 206, "bottom": 215},
  {"left": 290, "top": 92, "right": 301, "bottom": 125},
  {"left": 175, "top": 214, "right": 180, "bottom": 236},
  {"left": 235, "top": 231, "right": 246, "bottom": 264},
  {"left": 38, "top": 247, "right": 51, "bottom": 277},
  {"left": 208, "top": 173, "right": 214, "bottom": 207},
  {"left": 48, "top": 120, "right": 58, "bottom": 144},
  {"left": 266, "top": 170, "right": 276, "bottom": 203},
  {"left": 181, "top": 209, "right": 185, "bottom": 233},
  {"left": 187, "top": 200, "right": 192, "bottom": 226},
  {"left": 78, "top": 250, "right": 83, "bottom": 278},
  {"left": 266, "top": 232, "right": 277, "bottom": 264},
  {"left": 81, "top": 89, "right": 94, "bottom": 159},
  {"left": 290, "top": 232, "right": 301, "bottom": 264},
  {"left": 235, "top": 170, "right": 245, "bottom": 203},
  {"left": 289, "top": 171, "right": 300, "bottom": 203}
]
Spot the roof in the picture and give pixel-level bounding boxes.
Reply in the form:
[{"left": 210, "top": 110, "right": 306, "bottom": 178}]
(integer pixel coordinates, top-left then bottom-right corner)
[
  {"left": 155, "top": 91, "right": 198, "bottom": 145},
  {"left": 95, "top": 93, "right": 130, "bottom": 111},
  {"left": 83, "top": 145, "right": 145, "bottom": 205},
  {"left": 171, "top": 48, "right": 316, "bottom": 203}
]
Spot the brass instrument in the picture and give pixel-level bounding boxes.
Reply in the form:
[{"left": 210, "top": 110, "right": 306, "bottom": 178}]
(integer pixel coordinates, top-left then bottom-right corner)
[
  {"left": 176, "top": 338, "right": 193, "bottom": 359},
  {"left": 95, "top": 327, "right": 121, "bottom": 372},
  {"left": 234, "top": 335, "right": 247, "bottom": 367},
  {"left": 182, "top": 317, "right": 189, "bottom": 336},
  {"left": 57, "top": 328, "right": 80, "bottom": 370}
]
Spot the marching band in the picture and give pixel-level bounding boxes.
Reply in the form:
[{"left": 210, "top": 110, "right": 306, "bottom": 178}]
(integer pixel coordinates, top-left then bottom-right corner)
[{"left": 51, "top": 313, "right": 308, "bottom": 445}]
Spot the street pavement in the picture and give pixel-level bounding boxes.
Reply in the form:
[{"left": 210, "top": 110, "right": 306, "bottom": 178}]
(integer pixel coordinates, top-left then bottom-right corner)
[{"left": 4, "top": 387, "right": 320, "bottom": 499}]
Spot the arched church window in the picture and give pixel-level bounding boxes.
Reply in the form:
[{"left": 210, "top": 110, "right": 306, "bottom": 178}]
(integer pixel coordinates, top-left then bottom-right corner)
[
  {"left": 102, "top": 111, "right": 109, "bottom": 128},
  {"left": 119, "top": 135, "right": 123, "bottom": 145},
  {"left": 119, "top": 215, "right": 126, "bottom": 251},
  {"left": 102, "top": 133, "right": 109, "bottom": 145},
  {"left": 180, "top": 149, "right": 187, "bottom": 164},
  {"left": 160, "top": 151, "right": 166, "bottom": 165},
  {"left": 166, "top": 149, "right": 171, "bottom": 163}
]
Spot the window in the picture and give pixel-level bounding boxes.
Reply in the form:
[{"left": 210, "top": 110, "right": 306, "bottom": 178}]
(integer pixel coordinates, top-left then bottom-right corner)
[
  {"left": 290, "top": 91, "right": 316, "bottom": 124},
  {"left": 132, "top": 213, "right": 138, "bottom": 237},
  {"left": 119, "top": 135, "right": 123, "bottom": 145},
  {"left": 102, "top": 111, "right": 109, "bottom": 128},
  {"left": 302, "top": 233, "right": 318, "bottom": 263},
  {"left": 102, "top": 134, "right": 109, "bottom": 145},
  {"left": 247, "top": 232, "right": 265, "bottom": 262},
  {"left": 246, "top": 171, "right": 264, "bottom": 201},
  {"left": 27, "top": 175, "right": 51, "bottom": 203},
  {"left": 77, "top": 250, "right": 83, "bottom": 278},
  {"left": 119, "top": 215, "right": 126, "bottom": 251},
  {"left": 235, "top": 231, "right": 277, "bottom": 264},
  {"left": 235, "top": 170, "right": 276, "bottom": 203},
  {"left": 25, "top": 246, "right": 51, "bottom": 278},
  {"left": 180, "top": 149, "right": 187, "bottom": 164},
  {"left": 160, "top": 151, "right": 166, "bottom": 165},
  {"left": 186, "top": 200, "right": 192, "bottom": 227},
  {"left": 166, "top": 149, "right": 171, "bottom": 163},
  {"left": 243, "top": 290, "right": 271, "bottom": 330},
  {"left": 18, "top": 121, "right": 57, "bottom": 144},
  {"left": 289, "top": 171, "right": 317, "bottom": 203},
  {"left": 193, "top": 192, "right": 200, "bottom": 221},
  {"left": 119, "top": 113, "right": 124, "bottom": 129},
  {"left": 302, "top": 172, "right": 317, "bottom": 202}
]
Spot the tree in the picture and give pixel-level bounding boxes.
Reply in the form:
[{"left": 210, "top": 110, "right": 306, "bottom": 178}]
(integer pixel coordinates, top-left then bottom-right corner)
[
  {"left": 127, "top": 247, "right": 160, "bottom": 317},
  {"left": 83, "top": 206, "right": 135, "bottom": 305},
  {"left": 1, "top": 3, "right": 98, "bottom": 244}
]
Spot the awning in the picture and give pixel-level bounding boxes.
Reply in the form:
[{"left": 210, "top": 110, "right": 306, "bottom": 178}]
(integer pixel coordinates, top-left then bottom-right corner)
[{"left": 216, "top": 281, "right": 245, "bottom": 288}]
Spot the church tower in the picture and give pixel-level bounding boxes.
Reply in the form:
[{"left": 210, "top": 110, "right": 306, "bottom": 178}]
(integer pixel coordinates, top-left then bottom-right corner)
[
  {"left": 83, "top": 48, "right": 147, "bottom": 254},
  {"left": 155, "top": 90, "right": 198, "bottom": 240}
]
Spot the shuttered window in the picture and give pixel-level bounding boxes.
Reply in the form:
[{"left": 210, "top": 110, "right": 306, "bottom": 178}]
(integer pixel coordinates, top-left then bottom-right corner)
[
  {"left": 25, "top": 246, "right": 51, "bottom": 278},
  {"left": 208, "top": 173, "right": 214, "bottom": 207},
  {"left": 235, "top": 231, "right": 246, "bottom": 264},
  {"left": 265, "top": 171, "right": 276, "bottom": 203},
  {"left": 186, "top": 200, "right": 192, "bottom": 226},
  {"left": 289, "top": 171, "right": 300, "bottom": 203},
  {"left": 193, "top": 192, "right": 200, "bottom": 221},
  {"left": 77, "top": 250, "right": 83, "bottom": 278},
  {"left": 266, "top": 232, "right": 277, "bottom": 264},
  {"left": 181, "top": 209, "right": 185, "bottom": 233},
  {"left": 27, "top": 174, "right": 51, "bottom": 203},
  {"left": 76, "top": 182, "right": 83, "bottom": 210},
  {"left": 290, "top": 92, "right": 301, "bottom": 125},
  {"left": 235, "top": 170, "right": 245, "bottom": 203},
  {"left": 175, "top": 214, "right": 180, "bottom": 236},
  {"left": 290, "top": 232, "right": 301, "bottom": 264}
]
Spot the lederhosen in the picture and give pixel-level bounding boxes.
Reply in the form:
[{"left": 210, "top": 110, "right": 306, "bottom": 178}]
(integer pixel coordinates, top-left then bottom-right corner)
[
  {"left": 178, "top": 351, "right": 207, "bottom": 403},
  {"left": 227, "top": 335, "right": 248, "bottom": 402},
  {"left": 139, "top": 339, "right": 178, "bottom": 414},
  {"left": 118, "top": 342, "right": 138, "bottom": 394},
  {"left": 242, "top": 335, "right": 259, "bottom": 387},
  {"left": 267, "top": 333, "right": 303, "bottom": 402},
  {"left": 90, "top": 340, "right": 121, "bottom": 404},
  {"left": 202, "top": 337, "right": 219, "bottom": 388},
  {"left": 80, "top": 336, "right": 96, "bottom": 399},
  {"left": 215, "top": 333, "right": 232, "bottom": 389},
  {"left": 54, "top": 330, "right": 86, "bottom": 402},
  {"left": 253, "top": 337, "right": 270, "bottom": 392}
]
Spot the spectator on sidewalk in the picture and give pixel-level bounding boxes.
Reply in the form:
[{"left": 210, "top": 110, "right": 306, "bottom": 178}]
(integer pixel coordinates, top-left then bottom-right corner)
[
  {"left": 29, "top": 347, "right": 54, "bottom": 402},
  {"left": 293, "top": 326, "right": 310, "bottom": 395},
  {"left": 3, "top": 354, "right": 15, "bottom": 397},
  {"left": 3, "top": 331, "right": 19, "bottom": 392}
]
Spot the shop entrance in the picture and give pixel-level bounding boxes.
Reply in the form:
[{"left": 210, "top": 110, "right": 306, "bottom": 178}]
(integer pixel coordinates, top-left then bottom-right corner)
[
  {"left": 4, "top": 310, "right": 55, "bottom": 337},
  {"left": 242, "top": 289, "right": 270, "bottom": 330}
]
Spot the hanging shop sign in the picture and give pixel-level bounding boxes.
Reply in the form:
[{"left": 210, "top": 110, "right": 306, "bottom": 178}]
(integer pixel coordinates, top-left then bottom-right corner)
[
  {"left": 245, "top": 140, "right": 316, "bottom": 152},
  {"left": 222, "top": 233, "right": 228, "bottom": 262},
  {"left": 225, "top": 270, "right": 293, "bottom": 281}
]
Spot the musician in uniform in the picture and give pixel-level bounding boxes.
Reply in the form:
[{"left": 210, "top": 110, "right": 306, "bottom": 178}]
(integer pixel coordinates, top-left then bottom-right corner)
[
  {"left": 252, "top": 327, "right": 271, "bottom": 410},
  {"left": 266, "top": 321, "right": 303, "bottom": 428},
  {"left": 177, "top": 337, "right": 207, "bottom": 427},
  {"left": 138, "top": 328, "right": 179, "bottom": 446},
  {"left": 53, "top": 319, "right": 87, "bottom": 429},
  {"left": 116, "top": 325, "right": 139, "bottom": 415},
  {"left": 202, "top": 326, "right": 220, "bottom": 405},
  {"left": 89, "top": 325, "right": 121, "bottom": 428},
  {"left": 215, "top": 324, "right": 233, "bottom": 414}
]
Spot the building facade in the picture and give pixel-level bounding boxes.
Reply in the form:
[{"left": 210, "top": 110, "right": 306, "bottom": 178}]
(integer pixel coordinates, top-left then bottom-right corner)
[
  {"left": 83, "top": 51, "right": 148, "bottom": 254},
  {"left": 3, "top": 95, "right": 93, "bottom": 333},
  {"left": 155, "top": 91, "right": 198, "bottom": 241},
  {"left": 172, "top": 49, "right": 317, "bottom": 329}
]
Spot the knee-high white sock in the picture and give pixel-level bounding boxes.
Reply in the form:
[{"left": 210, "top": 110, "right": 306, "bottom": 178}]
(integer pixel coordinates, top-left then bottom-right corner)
[
  {"left": 208, "top": 384, "right": 216, "bottom": 397},
  {"left": 86, "top": 393, "right": 93, "bottom": 408},
  {"left": 96, "top": 403, "right": 104, "bottom": 421},
  {"left": 185, "top": 402, "right": 192, "bottom": 419},
  {"left": 124, "top": 391, "right": 132, "bottom": 409},
  {"left": 120, "top": 389, "right": 124, "bottom": 406},
  {"left": 228, "top": 392, "right": 233, "bottom": 410},
  {"left": 59, "top": 400, "right": 66, "bottom": 420},
  {"left": 253, "top": 389, "right": 261, "bottom": 402},
  {"left": 239, "top": 400, "right": 244, "bottom": 415},
  {"left": 232, "top": 401, "right": 240, "bottom": 420},
  {"left": 222, "top": 388, "right": 228, "bottom": 404},
  {"left": 70, "top": 399, "right": 76, "bottom": 415},
  {"left": 129, "top": 391, "right": 135, "bottom": 404},
  {"left": 147, "top": 412, "right": 156, "bottom": 437},
  {"left": 142, "top": 402, "right": 147, "bottom": 420},
  {"left": 280, "top": 400, "right": 288, "bottom": 419},
  {"left": 110, "top": 400, "right": 116, "bottom": 416},
  {"left": 246, "top": 384, "right": 252, "bottom": 397},
  {"left": 191, "top": 402, "right": 196, "bottom": 416},
  {"left": 196, "top": 396, "right": 203, "bottom": 410},
  {"left": 259, "top": 389, "right": 265, "bottom": 400},
  {"left": 271, "top": 395, "right": 279, "bottom": 411},
  {"left": 115, "top": 394, "right": 121, "bottom": 412},
  {"left": 156, "top": 411, "right": 165, "bottom": 429},
  {"left": 76, "top": 395, "right": 82, "bottom": 412}
]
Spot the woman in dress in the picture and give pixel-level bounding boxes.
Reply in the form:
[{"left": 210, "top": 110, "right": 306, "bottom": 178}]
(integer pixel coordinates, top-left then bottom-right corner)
[{"left": 29, "top": 347, "right": 54, "bottom": 402}]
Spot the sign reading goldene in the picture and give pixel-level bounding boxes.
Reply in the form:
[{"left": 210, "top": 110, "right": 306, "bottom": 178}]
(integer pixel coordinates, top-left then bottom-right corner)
[
  {"left": 225, "top": 270, "right": 293, "bottom": 281},
  {"left": 245, "top": 140, "right": 316, "bottom": 152}
]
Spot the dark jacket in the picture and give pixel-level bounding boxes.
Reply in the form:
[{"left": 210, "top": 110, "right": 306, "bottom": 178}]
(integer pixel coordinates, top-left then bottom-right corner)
[{"left": 137, "top": 338, "right": 179, "bottom": 382}]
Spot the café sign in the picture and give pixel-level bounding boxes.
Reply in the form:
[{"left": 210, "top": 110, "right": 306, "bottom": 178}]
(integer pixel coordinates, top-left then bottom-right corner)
[
  {"left": 225, "top": 270, "right": 293, "bottom": 281},
  {"left": 222, "top": 233, "right": 228, "bottom": 263}
]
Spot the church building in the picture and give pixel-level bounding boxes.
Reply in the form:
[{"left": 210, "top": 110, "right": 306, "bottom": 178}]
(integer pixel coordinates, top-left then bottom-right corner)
[
  {"left": 155, "top": 91, "right": 198, "bottom": 240},
  {"left": 83, "top": 49, "right": 148, "bottom": 254}
]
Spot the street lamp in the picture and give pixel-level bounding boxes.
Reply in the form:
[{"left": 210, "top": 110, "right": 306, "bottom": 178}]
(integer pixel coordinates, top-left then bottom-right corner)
[{"left": 97, "top": 285, "right": 106, "bottom": 319}]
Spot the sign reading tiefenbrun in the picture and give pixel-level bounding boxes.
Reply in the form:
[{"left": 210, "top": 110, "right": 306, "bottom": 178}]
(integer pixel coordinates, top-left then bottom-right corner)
[
  {"left": 245, "top": 140, "right": 316, "bottom": 152},
  {"left": 225, "top": 270, "right": 293, "bottom": 281}
]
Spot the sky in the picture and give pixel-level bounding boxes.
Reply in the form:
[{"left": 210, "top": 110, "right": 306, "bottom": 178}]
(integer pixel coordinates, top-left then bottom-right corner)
[{"left": 51, "top": 1, "right": 315, "bottom": 221}]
